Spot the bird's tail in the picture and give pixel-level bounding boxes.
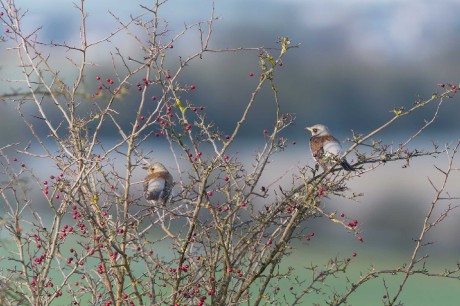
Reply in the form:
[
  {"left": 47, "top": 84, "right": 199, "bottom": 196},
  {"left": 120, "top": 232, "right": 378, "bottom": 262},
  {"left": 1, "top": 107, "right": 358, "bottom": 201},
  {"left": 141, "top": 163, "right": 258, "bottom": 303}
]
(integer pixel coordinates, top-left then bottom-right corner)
[{"left": 341, "top": 159, "right": 355, "bottom": 171}]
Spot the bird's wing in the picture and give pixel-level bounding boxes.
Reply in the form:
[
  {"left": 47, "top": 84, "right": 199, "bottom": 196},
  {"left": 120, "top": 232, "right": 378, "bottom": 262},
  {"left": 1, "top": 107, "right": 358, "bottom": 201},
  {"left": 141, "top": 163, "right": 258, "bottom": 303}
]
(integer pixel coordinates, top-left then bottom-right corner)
[
  {"left": 309, "top": 137, "right": 324, "bottom": 158},
  {"left": 144, "top": 178, "right": 166, "bottom": 201},
  {"left": 162, "top": 177, "right": 173, "bottom": 200}
]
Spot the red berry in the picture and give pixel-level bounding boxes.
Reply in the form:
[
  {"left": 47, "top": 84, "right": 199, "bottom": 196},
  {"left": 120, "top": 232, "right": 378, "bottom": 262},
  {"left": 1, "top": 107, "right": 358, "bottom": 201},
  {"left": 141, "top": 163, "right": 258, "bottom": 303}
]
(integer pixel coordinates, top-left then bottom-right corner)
[
  {"left": 317, "top": 187, "right": 323, "bottom": 196},
  {"left": 190, "top": 85, "right": 196, "bottom": 90},
  {"left": 358, "top": 236, "right": 363, "bottom": 243},
  {"left": 249, "top": 72, "right": 254, "bottom": 77}
]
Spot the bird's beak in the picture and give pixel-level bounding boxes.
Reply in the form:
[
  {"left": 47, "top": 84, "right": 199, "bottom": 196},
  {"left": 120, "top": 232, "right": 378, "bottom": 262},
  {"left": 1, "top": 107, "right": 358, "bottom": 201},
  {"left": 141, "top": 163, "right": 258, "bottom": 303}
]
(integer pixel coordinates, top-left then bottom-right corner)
[
  {"left": 142, "top": 166, "right": 148, "bottom": 170},
  {"left": 305, "top": 126, "right": 313, "bottom": 132}
]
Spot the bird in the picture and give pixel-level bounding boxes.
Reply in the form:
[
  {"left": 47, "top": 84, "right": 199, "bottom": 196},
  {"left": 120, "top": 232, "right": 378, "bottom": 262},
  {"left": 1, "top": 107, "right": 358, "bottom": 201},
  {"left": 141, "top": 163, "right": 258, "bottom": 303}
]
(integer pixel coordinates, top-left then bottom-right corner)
[
  {"left": 143, "top": 162, "right": 174, "bottom": 207},
  {"left": 306, "top": 124, "right": 355, "bottom": 171}
]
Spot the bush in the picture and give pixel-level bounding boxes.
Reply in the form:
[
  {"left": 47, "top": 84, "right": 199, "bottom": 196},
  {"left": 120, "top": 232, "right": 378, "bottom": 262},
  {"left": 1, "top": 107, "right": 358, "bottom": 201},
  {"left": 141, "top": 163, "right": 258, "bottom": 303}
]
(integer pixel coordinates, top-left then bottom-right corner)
[{"left": 0, "top": 1, "right": 459, "bottom": 305}]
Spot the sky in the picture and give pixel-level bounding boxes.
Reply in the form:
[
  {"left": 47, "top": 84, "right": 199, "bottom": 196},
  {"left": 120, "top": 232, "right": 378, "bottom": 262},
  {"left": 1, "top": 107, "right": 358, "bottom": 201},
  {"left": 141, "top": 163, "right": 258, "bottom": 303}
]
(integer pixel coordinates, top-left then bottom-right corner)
[{"left": 3, "top": 0, "right": 460, "bottom": 137}]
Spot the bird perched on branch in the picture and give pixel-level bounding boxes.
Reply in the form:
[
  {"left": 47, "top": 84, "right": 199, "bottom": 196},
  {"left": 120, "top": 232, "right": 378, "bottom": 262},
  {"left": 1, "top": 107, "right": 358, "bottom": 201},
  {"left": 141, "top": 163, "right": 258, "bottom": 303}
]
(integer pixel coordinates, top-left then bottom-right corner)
[
  {"left": 143, "top": 162, "right": 174, "bottom": 207},
  {"left": 306, "top": 124, "right": 355, "bottom": 171}
]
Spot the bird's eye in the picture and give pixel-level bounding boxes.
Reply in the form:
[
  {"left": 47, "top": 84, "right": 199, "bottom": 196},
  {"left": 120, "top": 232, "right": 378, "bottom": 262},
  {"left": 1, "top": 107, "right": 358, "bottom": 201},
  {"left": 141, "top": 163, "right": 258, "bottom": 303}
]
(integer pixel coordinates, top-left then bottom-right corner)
[{"left": 313, "top": 128, "right": 317, "bottom": 133}]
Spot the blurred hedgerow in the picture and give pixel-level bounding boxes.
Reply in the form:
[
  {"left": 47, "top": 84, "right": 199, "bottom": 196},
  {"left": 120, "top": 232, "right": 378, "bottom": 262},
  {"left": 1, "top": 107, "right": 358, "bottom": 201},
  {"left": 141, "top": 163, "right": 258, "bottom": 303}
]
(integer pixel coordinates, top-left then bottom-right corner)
[{"left": 0, "top": 1, "right": 459, "bottom": 305}]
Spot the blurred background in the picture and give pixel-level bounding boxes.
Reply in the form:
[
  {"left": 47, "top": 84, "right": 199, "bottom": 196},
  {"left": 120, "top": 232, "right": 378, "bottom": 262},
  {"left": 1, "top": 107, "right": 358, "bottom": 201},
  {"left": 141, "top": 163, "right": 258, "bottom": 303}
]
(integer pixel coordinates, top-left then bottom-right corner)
[{"left": 1, "top": 0, "right": 460, "bottom": 304}]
